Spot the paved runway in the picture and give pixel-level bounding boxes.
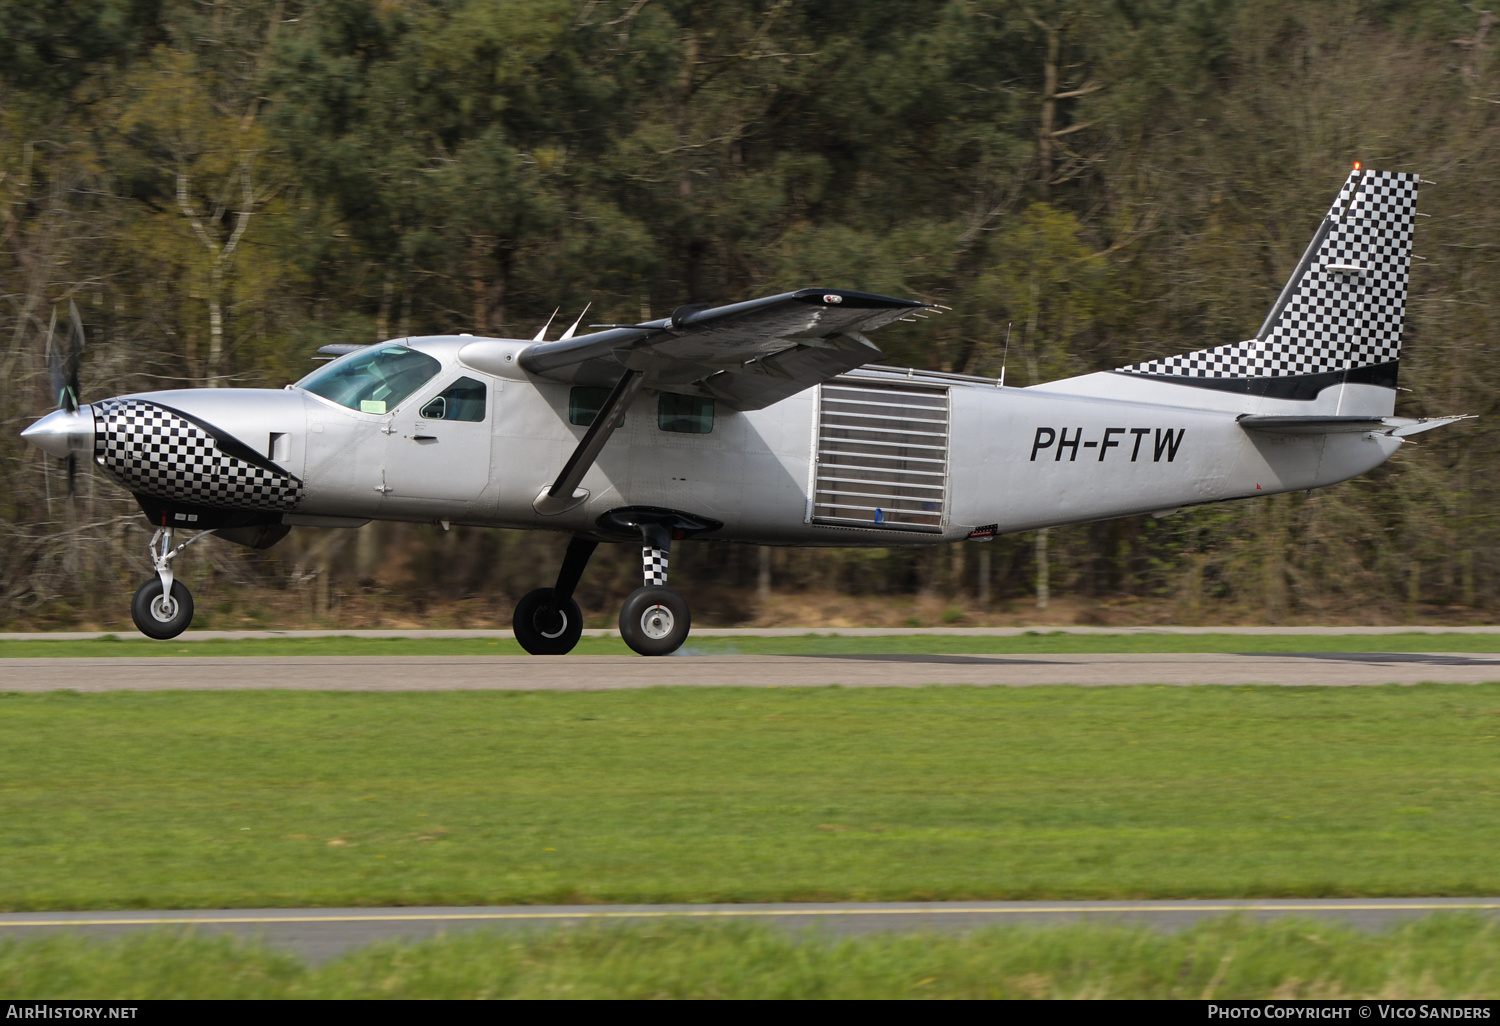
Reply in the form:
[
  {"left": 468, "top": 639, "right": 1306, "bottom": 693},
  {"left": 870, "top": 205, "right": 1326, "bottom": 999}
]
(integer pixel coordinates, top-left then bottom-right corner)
[
  {"left": 4, "top": 651, "right": 1500, "bottom": 690},
  {"left": 11, "top": 626, "right": 1500, "bottom": 640},
  {"left": 2, "top": 900, "right": 1496, "bottom": 961}
]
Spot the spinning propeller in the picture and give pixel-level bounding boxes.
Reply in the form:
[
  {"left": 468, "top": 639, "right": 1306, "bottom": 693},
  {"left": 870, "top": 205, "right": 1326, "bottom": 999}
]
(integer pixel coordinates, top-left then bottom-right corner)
[{"left": 24, "top": 300, "right": 91, "bottom": 495}]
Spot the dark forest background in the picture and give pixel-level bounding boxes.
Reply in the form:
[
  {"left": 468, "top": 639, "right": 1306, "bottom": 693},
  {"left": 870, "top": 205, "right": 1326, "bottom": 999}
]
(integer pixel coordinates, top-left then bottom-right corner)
[{"left": 2, "top": 0, "right": 1497, "bottom": 629}]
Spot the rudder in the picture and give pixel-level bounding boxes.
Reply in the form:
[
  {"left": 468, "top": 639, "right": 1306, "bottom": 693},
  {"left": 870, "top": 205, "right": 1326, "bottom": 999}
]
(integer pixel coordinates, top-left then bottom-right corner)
[{"left": 1116, "top": 168, "right": 1420, "bottom": 397}]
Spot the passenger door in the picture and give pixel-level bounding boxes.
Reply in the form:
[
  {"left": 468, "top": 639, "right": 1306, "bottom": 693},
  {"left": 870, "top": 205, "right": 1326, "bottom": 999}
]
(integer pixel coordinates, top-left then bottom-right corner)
[{"left": 383, "top": 375, "right": 493, "bottom": 504}]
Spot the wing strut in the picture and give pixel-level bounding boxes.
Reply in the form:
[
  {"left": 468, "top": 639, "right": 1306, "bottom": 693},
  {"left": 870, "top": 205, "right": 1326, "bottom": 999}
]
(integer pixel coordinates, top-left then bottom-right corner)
[{"left": 533, "top": 370, "right": 645, "bottom": 515}]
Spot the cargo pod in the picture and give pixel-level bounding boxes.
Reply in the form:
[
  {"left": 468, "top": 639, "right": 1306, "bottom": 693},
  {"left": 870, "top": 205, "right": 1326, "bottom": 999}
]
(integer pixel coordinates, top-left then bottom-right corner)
[{"left": 808, "top": 378, "right": 950, "bottom": 533}]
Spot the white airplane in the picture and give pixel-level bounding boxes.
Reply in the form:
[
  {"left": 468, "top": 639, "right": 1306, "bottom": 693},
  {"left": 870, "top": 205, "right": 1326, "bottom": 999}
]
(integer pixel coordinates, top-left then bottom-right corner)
[{"left": 22, "top": 166, "right": 1463, "bottom": 654}]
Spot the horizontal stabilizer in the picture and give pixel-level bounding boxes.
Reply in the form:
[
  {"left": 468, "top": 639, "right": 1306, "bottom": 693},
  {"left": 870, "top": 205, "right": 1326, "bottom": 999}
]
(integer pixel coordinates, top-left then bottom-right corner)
[
  {"left": 1238, "top": 413, "right": 1472, "bottom": 436},
  {"left": 1383, "top": 415, "right": 1475, "bottom": 437},
  {"left": 313, "top": 343, "right": 371, "bottom": 361},
  {"left": 1236, "top": 414, "right": 1385, "bottom": 434}
]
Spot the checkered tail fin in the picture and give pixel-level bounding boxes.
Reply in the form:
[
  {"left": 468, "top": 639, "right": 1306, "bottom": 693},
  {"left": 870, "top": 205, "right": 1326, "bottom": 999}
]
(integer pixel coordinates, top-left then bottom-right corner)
[{"left": 1117, "top": 168, "right": 1420, "bottom": 391}]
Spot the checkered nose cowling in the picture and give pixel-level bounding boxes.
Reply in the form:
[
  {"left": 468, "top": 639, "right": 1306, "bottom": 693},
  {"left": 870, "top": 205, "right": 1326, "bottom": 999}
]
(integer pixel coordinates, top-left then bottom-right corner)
[
  {"left": 93, "top": 398, "right": 303, "bottom": 511},
  {"left": 1118, "top": 169, "right": 1419, "bottom": 380}
]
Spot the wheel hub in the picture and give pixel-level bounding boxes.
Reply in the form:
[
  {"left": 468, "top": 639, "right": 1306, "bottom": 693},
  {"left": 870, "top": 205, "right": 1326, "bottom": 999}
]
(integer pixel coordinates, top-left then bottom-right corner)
[
  {"left": 537, "top": 607, "right": 568, "bottom": 639},
  {"left": 640, "top": 604, "right": 674, "bottom": 639},
  {"left": 150, "top": 594, "right": 178, "bottom": 622}
]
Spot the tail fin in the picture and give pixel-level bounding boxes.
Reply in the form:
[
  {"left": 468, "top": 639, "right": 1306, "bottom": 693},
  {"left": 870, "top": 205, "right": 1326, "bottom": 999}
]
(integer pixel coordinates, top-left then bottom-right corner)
[{"left": 1117, "top": 168, "right": 1420, "bottom": 398}]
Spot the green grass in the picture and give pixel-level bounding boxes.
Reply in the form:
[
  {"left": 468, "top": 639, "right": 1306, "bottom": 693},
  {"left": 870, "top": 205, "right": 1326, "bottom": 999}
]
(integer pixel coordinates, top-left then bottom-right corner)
[
  {"left": 3, "top": 917, "right": 1498, "bottom": 998},
  {"left": 2, "top": 685, "right": 1499, "bottom": 910},
  {"left": 6, "top": 630, "right": 1500, "bottom": 658}
]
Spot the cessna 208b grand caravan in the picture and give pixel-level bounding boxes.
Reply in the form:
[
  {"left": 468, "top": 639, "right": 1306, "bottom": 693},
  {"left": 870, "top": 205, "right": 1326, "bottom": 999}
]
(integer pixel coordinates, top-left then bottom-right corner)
[{"left": 22, "top": 166, "right": 1464, "bottom": 654}]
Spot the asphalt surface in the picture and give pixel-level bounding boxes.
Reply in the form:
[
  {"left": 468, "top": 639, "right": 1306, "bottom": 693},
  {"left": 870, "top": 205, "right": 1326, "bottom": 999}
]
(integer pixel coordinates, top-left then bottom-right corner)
[
  {"left": 5, "top": 651, "right": 1500, "bottom": 690},
  {"left": 2, "top": 900, "right": 1496, "bottom": 962},
  {"left": 10, "top": 626, "right": 1500, "bottom": 640}
]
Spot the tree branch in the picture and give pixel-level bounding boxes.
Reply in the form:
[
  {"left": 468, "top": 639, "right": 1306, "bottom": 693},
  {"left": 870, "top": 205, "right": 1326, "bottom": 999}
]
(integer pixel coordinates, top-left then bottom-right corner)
[{"left": 176, "top": 173, "right": 219, "bottom": 257}]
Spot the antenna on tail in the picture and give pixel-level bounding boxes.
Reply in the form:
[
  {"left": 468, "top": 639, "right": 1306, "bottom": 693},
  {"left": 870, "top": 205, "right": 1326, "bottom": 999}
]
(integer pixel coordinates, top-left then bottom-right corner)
[{"left": 999, "top": 322, "right": 1012, "bottom": 388}]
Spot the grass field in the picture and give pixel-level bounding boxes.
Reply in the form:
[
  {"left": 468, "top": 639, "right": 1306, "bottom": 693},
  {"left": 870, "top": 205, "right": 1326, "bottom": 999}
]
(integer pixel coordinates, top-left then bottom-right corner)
[
  {"left": 6, "top": 631, "right": 1500, "bottom": 658},
  {"left": 3, "top": 917, "right": 1497, "bottom": 998},
  {"left": 2, "top": 684, "right": 1498, "bottom": 910}
]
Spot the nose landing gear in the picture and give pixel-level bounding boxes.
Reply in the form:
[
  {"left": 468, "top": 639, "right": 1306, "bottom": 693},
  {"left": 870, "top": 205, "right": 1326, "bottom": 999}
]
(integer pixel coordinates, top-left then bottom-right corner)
[{"left": 130, "top": 527, "right": 214, "bottom": 639}]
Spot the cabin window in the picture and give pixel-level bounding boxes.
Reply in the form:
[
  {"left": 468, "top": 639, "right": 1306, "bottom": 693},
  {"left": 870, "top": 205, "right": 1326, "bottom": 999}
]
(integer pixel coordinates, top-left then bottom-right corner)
[
  {"left": 569, "top": 387, "right": 624, "bottom": 427},
  {"left": 297, "top": 345, "right": 441, "bottom": 415},
  {"left": 658, "top": 394, "right": 714, "bottom": 434},
  {"left": 421, "top": 377, "right": 487, "bottom": 422}
]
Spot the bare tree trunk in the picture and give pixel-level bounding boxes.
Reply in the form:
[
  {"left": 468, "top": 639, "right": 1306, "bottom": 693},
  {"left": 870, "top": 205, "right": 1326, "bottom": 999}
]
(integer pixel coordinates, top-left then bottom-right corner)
[
  {"left": 1035, "top": 529, "right": 1049, "bottom": 611},
  {"left": 1261, "top": 495, "right": 1286, "bottom": 621},
  {"left": 757, "top": 545, "right": 771, "bottom": 603},
  {"left": 356, "top": 521, "right": 381, "bottom": 581},
  {"left": 978, "top": 546, "right": 991, "bottom": 608},
  {"left": 376, "top": 273, "right": 393, "bottom": 341},
  {"left": 470, "top": 236, "right": 489, "bottom": 333},
  {"left": 315, "top": 552, "right": 331, "bottom": 618},
  {"left": 488, "top": 248, "right": 510, "bottom": 335},
  {"left": 206, "top": 283, "right": 224, "bottom": 385},
  {"left": 1036, "top": 22, "right": 1059, "bottom": 201},
  {"left": 397, "top": 287, "right": 412, "bottom": 339},
  {"left": 177, "top": 167, "right": 254, "bottom": 387}
]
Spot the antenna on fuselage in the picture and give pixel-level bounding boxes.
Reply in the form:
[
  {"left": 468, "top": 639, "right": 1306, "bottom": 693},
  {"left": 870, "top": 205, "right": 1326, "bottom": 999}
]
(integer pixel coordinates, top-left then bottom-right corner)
[
  {"left": 998, "top": 322, "right": 1012, "bottom": 388},
  {"left": 559, "top": 303, "right": 591, "bottom": 342},
  {"left": 533, "top": 308, "right": 560, "bottom": 342}
]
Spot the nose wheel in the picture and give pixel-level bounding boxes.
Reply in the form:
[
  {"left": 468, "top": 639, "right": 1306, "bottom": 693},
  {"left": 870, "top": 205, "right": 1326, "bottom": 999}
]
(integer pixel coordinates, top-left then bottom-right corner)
[
  {"left": 131, "top": 577, "right": 195, "bottom": 640},
  {"left": 129, "top": 526, "right": 213, "bottom": 640}
]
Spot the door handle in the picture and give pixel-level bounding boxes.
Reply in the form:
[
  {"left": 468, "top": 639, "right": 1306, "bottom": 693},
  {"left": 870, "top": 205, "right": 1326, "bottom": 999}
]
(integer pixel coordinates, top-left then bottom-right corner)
[{"left": 412, "top": 434, "right": 437, "bottom": 442}]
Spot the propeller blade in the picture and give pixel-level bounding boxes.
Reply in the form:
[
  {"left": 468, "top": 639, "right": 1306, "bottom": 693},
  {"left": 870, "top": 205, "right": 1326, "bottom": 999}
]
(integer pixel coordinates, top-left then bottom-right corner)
[
  {"left": 64, "top": 299, "right": 84, "bottom": 413},
  {"left": 44, "top": 307, "right": 63, "bottom": 410}
]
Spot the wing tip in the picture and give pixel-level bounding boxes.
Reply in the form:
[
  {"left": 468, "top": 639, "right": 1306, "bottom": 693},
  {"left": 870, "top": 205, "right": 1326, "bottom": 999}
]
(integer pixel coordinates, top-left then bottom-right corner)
[{"left": 791, "top": 288, "right": 932, "bottom": 309}]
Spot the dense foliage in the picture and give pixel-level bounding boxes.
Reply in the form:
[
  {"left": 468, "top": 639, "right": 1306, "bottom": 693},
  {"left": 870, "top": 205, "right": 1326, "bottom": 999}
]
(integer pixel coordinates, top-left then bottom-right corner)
[{"left": 2, "top": 0, "right": 1497, "bottom": 626}]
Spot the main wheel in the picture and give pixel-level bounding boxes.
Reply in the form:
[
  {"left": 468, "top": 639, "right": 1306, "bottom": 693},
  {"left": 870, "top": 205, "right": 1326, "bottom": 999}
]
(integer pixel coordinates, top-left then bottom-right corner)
[
  {"left": 130, "top": 578, "right": 194, "bottom": 640},
  {"left": 619, "top": 586, "right": 690, "bottom": 656},
  {"left": 513, "top": 587, "right": 583, "bottom": 655}
]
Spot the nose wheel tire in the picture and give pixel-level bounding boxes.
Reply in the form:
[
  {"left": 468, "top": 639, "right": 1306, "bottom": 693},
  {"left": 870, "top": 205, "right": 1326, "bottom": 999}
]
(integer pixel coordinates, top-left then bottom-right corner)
[
  {"left": 619, "top": 586, "right": 690, "bottom": 656},
  {"left": 130, "top": 578, "right": 194, "bottom": 640},
  {"left": 513, "top": 587, "right": 584, "bottom": 655}
]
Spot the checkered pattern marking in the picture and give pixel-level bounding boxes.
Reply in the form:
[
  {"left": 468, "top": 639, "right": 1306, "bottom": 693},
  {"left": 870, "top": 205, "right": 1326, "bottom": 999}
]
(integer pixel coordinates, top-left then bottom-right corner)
[
  {"left": 1119, "top": 170, "right": 1419, "bottom": 379},
  {"left": 643, "top": 547, "right": 669, "bottom": 587},
  {"left": 93, "top": 399, "right": 303, "bottom": 511}
]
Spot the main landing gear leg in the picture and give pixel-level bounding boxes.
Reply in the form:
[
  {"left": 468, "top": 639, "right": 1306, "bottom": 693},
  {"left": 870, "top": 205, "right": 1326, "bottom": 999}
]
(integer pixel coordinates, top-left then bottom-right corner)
[
  {"left": 513, "top": 536, "right": 597, "bottom": 655},
  {"left": 130, "top": 527, "right": 214, "bottom": 640},
  {"left": 619, "top": 524, "right": 691, "bottom": 656}
]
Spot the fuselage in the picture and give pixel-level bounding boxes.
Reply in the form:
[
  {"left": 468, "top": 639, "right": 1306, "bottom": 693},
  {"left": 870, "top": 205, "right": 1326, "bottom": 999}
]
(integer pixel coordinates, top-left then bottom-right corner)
[{"left": 53, "top": 334, "right": 1400, "bottom": 547}]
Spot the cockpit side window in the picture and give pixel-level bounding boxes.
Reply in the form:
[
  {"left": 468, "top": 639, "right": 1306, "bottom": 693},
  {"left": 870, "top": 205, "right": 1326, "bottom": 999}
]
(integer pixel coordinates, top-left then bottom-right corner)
[
  {"left": 296, "top": 346, "right": 441, "bottom": 414},
  {"left": 420, "top": 377, "right": 487, "bottom": 422}
]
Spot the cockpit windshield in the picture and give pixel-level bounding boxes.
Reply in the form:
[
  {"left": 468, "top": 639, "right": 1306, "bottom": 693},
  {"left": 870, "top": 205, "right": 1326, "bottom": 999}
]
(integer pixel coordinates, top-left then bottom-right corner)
[{"left": 296, "top": 346, "right": 441, "bottom": 415}]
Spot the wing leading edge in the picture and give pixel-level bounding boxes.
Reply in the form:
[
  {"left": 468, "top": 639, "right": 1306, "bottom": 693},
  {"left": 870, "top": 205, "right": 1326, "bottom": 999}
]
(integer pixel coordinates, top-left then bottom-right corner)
[{"left": 509, "top": 288, "right": 932, "bottom": 411}]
